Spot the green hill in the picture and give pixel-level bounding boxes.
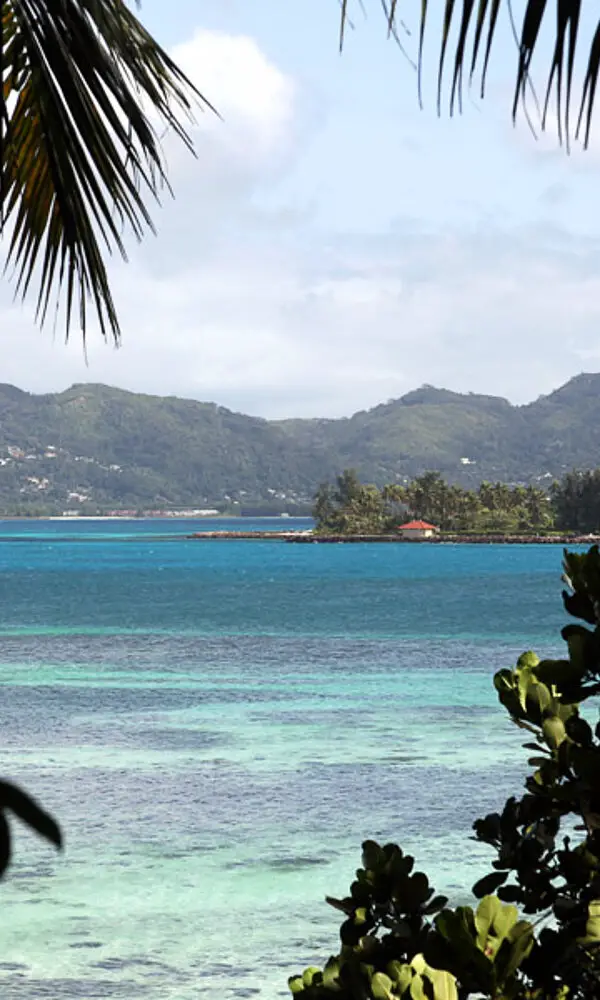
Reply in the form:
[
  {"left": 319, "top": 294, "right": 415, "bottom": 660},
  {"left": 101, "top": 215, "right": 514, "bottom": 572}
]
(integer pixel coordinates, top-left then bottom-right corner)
[{"left": 0, "top": 376, "right": 597, "bottom": 513}]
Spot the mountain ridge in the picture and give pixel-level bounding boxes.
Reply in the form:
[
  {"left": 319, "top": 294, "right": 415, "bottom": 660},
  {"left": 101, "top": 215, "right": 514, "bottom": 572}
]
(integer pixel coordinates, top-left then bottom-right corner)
[{"left": 0, "top": 375, "right": 597, "bottom": 513}]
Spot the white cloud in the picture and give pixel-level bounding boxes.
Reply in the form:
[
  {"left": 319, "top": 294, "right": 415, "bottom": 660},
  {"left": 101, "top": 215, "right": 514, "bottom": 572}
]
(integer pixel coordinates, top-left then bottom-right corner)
[
  {"left": 171, "top": 30, "right": 295, "bottom": 159},
  {"left": 3, "top": 218, "right": 600, "bottom": 418},
  {"left": 1, "top": 29, "right": 600, "bottom": 420}
]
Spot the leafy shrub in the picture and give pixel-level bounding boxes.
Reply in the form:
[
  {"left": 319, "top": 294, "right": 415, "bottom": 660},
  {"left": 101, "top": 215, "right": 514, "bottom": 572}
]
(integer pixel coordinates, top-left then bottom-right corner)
[{"left": 289, "top": 546, "right": 600, "bottom": 999}]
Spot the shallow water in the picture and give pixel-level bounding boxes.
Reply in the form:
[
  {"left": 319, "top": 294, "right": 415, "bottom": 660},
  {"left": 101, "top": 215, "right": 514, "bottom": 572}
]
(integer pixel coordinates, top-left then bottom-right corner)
[{"left": 0, "top": 520, "right": 580, "bottom": 998}]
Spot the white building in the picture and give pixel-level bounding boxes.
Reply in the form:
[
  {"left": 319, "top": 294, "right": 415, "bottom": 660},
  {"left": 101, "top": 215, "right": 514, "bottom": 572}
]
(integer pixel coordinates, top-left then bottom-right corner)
[{"left": 398, "top": 519, "right": 439, "bottom": 539}]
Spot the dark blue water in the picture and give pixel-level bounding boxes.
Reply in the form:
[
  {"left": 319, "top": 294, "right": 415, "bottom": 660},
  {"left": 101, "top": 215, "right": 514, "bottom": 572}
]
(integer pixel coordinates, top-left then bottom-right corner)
[{"left": 0, "top": 521, "right": 581, "bottom": 999}]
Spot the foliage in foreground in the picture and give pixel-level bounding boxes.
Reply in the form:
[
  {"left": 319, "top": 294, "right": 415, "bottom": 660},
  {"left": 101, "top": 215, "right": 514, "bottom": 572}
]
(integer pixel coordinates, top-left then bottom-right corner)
[
  {"left": 341, "top": 2, "right": 600, "bottom": 153},
  {"left": 4, "top": 1, "right": 600, "bottom": 344},
  {"left": 0, "top": 781, "right": 61, "bottom": 876},
  {"left": 289, "top": 545, "right": 600, "bottom": 998},
  {"left": 2, "top": 0, "right": 208, "bottom": 342}
]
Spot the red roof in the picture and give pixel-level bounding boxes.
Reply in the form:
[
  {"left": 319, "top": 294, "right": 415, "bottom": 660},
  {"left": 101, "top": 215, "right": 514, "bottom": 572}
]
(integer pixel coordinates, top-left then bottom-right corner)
[{"left": 398, "top": 520, "right": 438, "bottom": 531}]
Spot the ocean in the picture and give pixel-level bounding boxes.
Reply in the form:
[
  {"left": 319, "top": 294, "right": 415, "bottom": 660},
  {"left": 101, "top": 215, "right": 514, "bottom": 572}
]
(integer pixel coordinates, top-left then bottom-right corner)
[{"left": 0, "top": 519, "right": 580, "bottom": 998}]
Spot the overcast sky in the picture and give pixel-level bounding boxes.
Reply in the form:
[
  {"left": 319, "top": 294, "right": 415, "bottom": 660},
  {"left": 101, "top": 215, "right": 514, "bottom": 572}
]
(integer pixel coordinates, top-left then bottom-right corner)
[{"left": 1, "top": 0, "right": 600, "bottom": 418}]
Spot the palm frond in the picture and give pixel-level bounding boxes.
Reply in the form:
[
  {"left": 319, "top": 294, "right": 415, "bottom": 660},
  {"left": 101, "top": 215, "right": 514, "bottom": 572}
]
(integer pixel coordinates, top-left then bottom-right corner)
[
  {"left": 341, "top": 1, "right": 600, "bottom": 150},
  {"left": 1, "top": 0, "right": 214, "bottom": 343}
]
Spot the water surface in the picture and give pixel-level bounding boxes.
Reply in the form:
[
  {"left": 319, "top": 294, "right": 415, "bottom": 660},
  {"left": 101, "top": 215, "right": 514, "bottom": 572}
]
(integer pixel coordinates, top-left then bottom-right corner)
[{"left": 0, "top": 520, "right": 579, "bottom": 998}]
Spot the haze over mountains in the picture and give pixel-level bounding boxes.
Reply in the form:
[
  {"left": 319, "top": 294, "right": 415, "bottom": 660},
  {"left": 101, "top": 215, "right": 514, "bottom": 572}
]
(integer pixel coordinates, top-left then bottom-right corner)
[{"left": 0, "top": 374, "right": 598, "bottom": 513}]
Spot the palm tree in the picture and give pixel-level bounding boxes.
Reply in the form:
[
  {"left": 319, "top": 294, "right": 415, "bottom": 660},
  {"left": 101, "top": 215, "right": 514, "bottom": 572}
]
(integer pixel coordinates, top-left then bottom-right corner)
[
  {"left": 1, "top": 0, "right": 212, "bottom": 342},
  {"left": 522, "top": 484, "right": 553, "bottom": 529},
  {"left": 4, "top": 2, "right": 598, "bottom": 345},
  {"left": 478, "top": 480, "right": 497, "bottom": 511},
  {"left": 340, "top": 2, "right": 598, "bottom": 151}
]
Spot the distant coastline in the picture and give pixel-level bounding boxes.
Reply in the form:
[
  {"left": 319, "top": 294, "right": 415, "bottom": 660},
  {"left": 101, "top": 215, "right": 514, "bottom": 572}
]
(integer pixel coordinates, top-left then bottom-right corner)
[
  {"left": 1, "top": 374, "right": 600, "bottom": 516},
  {"left": 0, "top": 514, "right": 308, "bottom": 522}
]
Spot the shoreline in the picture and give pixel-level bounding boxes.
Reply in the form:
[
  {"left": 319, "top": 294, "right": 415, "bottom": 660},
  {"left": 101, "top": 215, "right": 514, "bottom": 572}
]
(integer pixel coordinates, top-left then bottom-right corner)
[
  {"left": 187, "top": 531, "right": 600, "bottom": 544},
  {"left": 0, "top": 515, "right": 311, "bottom": 522}
]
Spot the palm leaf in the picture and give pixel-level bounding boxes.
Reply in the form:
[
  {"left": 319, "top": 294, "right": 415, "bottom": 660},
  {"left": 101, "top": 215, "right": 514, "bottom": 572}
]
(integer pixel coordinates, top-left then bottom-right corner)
[
  {"left": 341, "top": 1, "right": 600, "bottom": 148},
  {"left": 1, "top": 0, "right": 213, "bottom": 343}
]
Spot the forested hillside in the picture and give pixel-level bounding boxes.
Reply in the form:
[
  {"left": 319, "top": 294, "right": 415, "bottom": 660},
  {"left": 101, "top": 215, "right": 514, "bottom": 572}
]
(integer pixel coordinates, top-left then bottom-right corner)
[{"left": 0, "top": 375, "right": 597, "bottom": 512}]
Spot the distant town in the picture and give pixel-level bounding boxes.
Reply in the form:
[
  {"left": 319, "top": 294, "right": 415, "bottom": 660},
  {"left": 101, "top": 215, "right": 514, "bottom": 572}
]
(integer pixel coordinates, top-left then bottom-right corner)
[
  {"left": 0, "top": 440, "right": 314, "bottom": 517},
  {"left": 0, "top": 375, "right": 599, "bottom": 518}
]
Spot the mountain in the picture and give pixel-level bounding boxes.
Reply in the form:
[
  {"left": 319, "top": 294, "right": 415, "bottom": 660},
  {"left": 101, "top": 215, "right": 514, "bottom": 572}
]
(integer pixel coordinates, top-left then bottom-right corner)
[{"left": 0, "top": 376, "right": 599, "bottom": 513}]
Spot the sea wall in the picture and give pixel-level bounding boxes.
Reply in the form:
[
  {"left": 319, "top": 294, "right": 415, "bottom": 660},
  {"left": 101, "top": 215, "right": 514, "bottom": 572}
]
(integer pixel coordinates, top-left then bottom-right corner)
[
  {"left": 187, "top": 531, "right": 600, "bottom": 544},
  {"left": 288, "top": 534, "right": 600, "bottom": 544}
]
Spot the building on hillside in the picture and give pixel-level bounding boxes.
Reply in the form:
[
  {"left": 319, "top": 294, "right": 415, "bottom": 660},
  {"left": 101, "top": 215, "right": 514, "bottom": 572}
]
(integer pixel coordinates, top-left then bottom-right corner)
[{"left": 398, "top": 519, "right": 439, "bottom": 540}]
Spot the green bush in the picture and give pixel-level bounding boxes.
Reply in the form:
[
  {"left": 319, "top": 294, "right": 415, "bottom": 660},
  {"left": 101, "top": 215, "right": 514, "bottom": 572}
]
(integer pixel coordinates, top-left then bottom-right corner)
[{"left": 288, "top": 546, "right": 600, "bottom": 999}]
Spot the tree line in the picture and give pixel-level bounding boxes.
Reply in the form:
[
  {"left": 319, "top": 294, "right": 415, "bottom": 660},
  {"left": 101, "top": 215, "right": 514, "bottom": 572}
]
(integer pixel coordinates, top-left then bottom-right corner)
[{"left": 314, "top": 469, "right": 600, "bottom": 535}]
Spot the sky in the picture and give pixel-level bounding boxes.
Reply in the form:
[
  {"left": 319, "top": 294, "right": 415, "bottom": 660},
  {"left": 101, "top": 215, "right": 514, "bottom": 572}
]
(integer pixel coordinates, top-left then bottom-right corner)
[{"left": 2, "top": 0, "right": 600, "bottom": 418}]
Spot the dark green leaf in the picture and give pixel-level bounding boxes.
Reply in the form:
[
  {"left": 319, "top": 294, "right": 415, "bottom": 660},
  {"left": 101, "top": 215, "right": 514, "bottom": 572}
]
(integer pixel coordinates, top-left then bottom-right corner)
[
  {"left": 422, "top": 894, "right": 449, "bottom": 915},
  {"left": 497, "top": 884, "right": 522, "bottom": 903},
  {"left": 562, "top": 590, "right": 596, "bottom": 625},
  {"left": 0, "top": 812, "right": 11, "bottom": 877},
  {"left": 565, "top": 715, "right": 593, "bottom": 745},
  {"left": 338, "top": 1, "right": 600, "bottom": 151},
  {"left": 326, "top": 896, "right": 355, "bottom": 915},
  {"left": 472, "top": 870, "right": 508, "bottom": 897},
  {"left": 400, "top": 871, "right": 431, "bottom": 911},
  {"left": 473, "top": 813, "right": 501, "bottom": 844},
  {"left": 362, "top": 839, "right": 384, "bottom": 871},
  {"left": 2, "top": 0, "right": 214, "bottom": 343},
  {"left": 0, "top": 780, "right": 62, "bottom": 850}
]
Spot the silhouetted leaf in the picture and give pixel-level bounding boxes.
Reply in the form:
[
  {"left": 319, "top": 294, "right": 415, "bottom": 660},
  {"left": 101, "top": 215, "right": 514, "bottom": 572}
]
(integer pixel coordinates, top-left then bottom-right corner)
[
  {"left": 565, "top": 715, "right": 593, "bottom": 745},
  {"left": 497, "top": 884, "right": 522, "bottom": 903},
  {"left": 2, "top": 0, "right": 213, "bottom": 343},
  {"left": 401, "top": 872, "right": 431, "bottom": 911},
  {"left": 0, "top": 812, "right": 11, "bottom": 877},
  {"left": 473, "top": 813, "right": 501, "bottom": 844},
  {"left": 339, "top": 2, "right": 600, "bottom": 150},
  {"left": 472, "top": 871, "right": 509, "bottom": 898},
  {"left": 362, "top": 840, "right": 384, "bottom": 870},
  {"left": 422, "top": 894, "right": 449, "bottom": 915},
  {"left": 554, "top": 896, "right": 582, "bottom": 921},
  {"left": 326, "top": 896, "right": 355, "bottom": 915},
  {"left": 0, "top": 781, "right": 62, "bottom": 850},
  {"left": 563, "top": 590, "right": 597, "bottom": 625}
]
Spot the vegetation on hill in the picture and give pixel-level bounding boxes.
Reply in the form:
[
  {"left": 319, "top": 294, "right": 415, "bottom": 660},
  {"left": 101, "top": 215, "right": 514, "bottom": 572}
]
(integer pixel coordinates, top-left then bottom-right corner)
[
  {"left": 552, "top": 473, "right": 600, "bottom": 535},
  {"left": 0, "top": 383, "right": 325, "bottom": 513},
  {"left": 279, "top": 374, "right": 600, "bottom": 489},
  {"left": 2, "top": 376, "right": 600, "bottom": 512},
  {"left": 314, "top": 470, "right": 555, "bottom": 536},
  {"left": 288, "top": 545, "right": 600, "bottom": 998}
]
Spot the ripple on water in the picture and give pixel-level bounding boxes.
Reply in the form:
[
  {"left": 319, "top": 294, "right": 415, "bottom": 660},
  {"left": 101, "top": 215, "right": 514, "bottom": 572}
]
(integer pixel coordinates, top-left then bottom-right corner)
[{"left": 0, "top": 536, "right": 567, "bottom": 999}]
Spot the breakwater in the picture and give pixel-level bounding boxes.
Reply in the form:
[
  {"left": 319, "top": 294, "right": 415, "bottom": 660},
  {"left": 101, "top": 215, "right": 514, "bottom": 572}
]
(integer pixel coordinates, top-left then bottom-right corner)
[{"left": 187, "top": 532, "right": 600, "bottom": 544}]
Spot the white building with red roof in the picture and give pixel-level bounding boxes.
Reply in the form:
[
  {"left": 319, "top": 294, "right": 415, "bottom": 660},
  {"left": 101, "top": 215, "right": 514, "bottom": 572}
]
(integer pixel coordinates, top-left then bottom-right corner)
[{"left": 398, "top": 519, "right": 439, "bottom": 539}]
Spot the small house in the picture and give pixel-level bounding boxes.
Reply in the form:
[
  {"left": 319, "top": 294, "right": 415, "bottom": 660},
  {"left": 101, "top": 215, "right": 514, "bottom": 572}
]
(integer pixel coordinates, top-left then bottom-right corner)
[{"left": 398, "top": 519, "right": 438, "bottom": 540}]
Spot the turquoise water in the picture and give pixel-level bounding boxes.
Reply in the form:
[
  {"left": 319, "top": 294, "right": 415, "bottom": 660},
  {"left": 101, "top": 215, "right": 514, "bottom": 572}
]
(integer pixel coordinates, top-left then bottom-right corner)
[{"left": 0, "top": 520, "right": 580, "bottom": 998}]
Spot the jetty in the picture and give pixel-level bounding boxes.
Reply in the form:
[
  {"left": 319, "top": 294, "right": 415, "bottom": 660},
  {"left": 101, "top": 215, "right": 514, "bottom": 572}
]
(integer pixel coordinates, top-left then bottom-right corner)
[
  {"left": 187, "top": 531, "right": 600, "bottom": 544},
  {"left": 187, "top": 531, "right": 305, "bottom": 540}
]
